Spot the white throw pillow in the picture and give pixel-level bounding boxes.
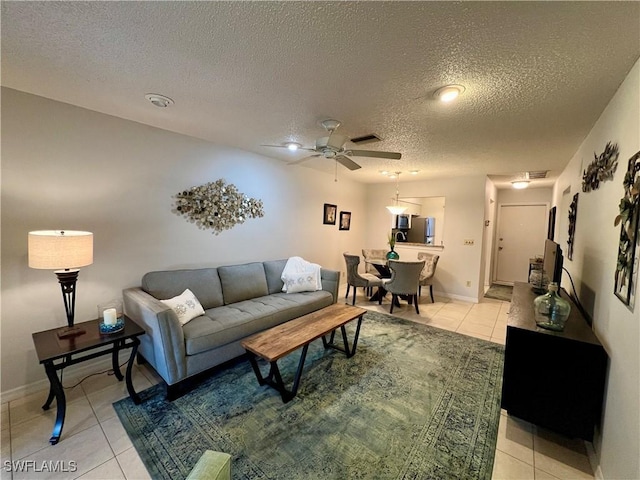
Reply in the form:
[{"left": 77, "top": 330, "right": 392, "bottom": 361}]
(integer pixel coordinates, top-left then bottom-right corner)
[
  {"left": 160, "top": 289, "right": 205, "bottom": 325},
  {"left": 283, "top": 272, "right": 320, "bottom": 293}
]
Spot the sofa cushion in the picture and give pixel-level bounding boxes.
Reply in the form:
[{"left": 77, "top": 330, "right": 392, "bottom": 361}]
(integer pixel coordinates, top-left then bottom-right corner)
[
  {"left": 217, "top": 262, "right": 269, "bottom": 305},
  {"left": 183, "top": 291, "right": 333, "bottom": 356},
  {"left": 142, "top": 269, "right": 224, "bottom": 310},
  {"left": 160, "top": 289, "right": 205, "bottom": 326},
  {"left": 283, "top": 272, "right": 320, "bottom": 293},
  {"left": 263, "top": 259, "right": 287, "bottom": 294}
]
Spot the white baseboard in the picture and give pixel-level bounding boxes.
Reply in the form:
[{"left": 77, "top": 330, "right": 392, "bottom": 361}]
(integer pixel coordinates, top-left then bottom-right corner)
[
  {"left": 438, "top": 291, "right": 479, "bottom": 303},
  {"left": 585, "top": 440, "right": 603, "bottom": 480},
  {"left": 338, "top": 284, "right": 478, "bottom": 305}
]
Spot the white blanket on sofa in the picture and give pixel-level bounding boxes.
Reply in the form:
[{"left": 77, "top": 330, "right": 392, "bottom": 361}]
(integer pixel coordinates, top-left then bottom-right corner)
[{"left": 281, "top": 256, "right": 323, "bottom": 293}]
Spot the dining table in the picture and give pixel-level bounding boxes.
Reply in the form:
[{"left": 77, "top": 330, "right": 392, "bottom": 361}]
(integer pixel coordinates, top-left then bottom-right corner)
[{"left": 364, "top": 259, "right": 403, "bottom": 306}]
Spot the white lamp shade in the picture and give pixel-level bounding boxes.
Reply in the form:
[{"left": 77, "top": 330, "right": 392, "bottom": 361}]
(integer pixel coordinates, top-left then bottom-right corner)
[
  {"left": 386, "top": 205, "right": 407, "bottom": 215},
  {"left": 28, "top": 230, "right": 93, "bottom": 270}
]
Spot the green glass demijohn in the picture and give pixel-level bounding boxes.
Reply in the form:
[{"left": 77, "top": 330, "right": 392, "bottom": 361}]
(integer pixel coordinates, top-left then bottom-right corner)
[
  {"left": 386, "top": 233, "right": 399, "bottom": 260},
  {"left": 386, "top": 249, "right": 400, "bottom": 260},
  {"left": 533, "top": 282, "right": 571, "bottom": 331}
]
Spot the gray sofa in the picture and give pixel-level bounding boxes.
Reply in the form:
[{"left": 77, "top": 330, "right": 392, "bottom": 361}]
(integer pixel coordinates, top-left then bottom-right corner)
[{"left": 123, "top": 259, "right": 339, "bottom": 398}]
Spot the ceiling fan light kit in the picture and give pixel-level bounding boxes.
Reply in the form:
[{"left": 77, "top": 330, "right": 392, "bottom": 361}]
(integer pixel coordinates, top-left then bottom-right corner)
[
  {"left": 263, "top": 119, "right": 402, "bottom": 171},
  {"left": 434, "top": 85, "right": 465, "bottom": 103}
]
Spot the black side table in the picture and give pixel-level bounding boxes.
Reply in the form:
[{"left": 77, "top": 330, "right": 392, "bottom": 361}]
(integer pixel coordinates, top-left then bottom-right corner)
[{"left": 32, "top": 316, "right": 145, "bottom": 444}]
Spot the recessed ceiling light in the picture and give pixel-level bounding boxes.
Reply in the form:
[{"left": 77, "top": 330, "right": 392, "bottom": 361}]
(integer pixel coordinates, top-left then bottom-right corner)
[
  {"left": 285, "top": 142, "right": 301, "bottom": 151},
  {"left": 379, "top": 170, "right": 389, "bottom": 175},
  {"left": 434, "top": 85, "right": 465, "bottom": 103},
  {"left": 145, "top": 93, "right": 174, "bottom": 108},
  {"left": 409, "top": 170, "right": 420, "bottom": 175}
]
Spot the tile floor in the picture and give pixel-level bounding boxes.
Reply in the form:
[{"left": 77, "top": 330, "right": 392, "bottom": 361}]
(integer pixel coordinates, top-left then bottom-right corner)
[{"left": 0, "top": 289, "right": 595, "bottom": 479}]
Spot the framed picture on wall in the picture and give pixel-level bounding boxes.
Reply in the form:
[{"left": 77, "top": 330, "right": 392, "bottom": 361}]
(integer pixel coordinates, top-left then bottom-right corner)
[
  {"left": 339, "top": 211, "right": 351, "bottom": 231},
  {"left": 323, "top": 203, "right": 337, "bottom": 225}
]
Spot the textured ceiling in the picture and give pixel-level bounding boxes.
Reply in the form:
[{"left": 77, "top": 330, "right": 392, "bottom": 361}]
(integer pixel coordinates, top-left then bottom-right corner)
[{"left": 2, "top": 1, "right": 639, "bottom": 186}]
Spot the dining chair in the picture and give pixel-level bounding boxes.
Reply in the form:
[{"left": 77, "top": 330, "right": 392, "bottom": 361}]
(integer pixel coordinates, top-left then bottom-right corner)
[
  {"left": 417, "top": 252, "right": 440, "bottom": 303},
  {"left": 343, "top": 253, "right": 383, "bottom": 306},
  {"left": 361, "top": 248, "right": 388, "bottom": 276},
  {"left": 379, "top": 260, "right": 425, "bottom": 314}
]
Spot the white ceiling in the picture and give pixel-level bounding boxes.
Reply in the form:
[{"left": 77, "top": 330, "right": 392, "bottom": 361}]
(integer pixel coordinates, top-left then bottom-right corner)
[{"left": 2, "top": 1, "right": 639, "bottom": 186}]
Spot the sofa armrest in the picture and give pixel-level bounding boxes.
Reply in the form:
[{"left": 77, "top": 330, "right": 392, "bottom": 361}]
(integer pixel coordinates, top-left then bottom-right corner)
[
  {"left": 320, "top": 269, "right": 340, "bottom": 303},
  {"left": 122, "top": 287, "right": 186, "bottom": 385}
]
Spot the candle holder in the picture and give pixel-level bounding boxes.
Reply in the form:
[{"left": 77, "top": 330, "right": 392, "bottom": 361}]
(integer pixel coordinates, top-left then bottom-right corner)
[{"left": 98, "top": 300, "right": 125, "bottom": 334}]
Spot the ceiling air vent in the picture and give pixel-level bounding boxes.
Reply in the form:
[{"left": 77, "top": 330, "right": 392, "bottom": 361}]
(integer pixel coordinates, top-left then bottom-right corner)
[
  {"left": 527, "top": 171, "right": 548, "bottom": 179},
  {"left": 350, "top": 133, "right": 382, "bottom": 145}
]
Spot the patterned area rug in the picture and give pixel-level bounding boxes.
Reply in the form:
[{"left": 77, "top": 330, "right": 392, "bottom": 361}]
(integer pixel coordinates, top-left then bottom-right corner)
[
  {"left": 484, "top": 284, "right": 514, "bottom": 302},
  {"left": 114, "top": 311, "right": 504, "bottom": 480}
]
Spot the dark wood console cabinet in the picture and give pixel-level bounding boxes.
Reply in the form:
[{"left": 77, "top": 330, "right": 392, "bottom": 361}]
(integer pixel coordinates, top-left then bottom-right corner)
[{"left": 501, "top": 282, "right": 608, "bottom": 441}]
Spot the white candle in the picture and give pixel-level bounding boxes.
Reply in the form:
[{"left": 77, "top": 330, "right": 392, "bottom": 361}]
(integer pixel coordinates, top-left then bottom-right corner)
[{"left": 103, "top": 308, "right": 117, "bottom": 326}]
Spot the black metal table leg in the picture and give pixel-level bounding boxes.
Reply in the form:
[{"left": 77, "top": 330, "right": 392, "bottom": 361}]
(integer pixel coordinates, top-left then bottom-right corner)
[
  {"left": 323, "top": 316, "right": 364, "bottom": 357},
  {"left": 247, "top": 352, "right": 267, "bottom": 385},
  {"left": 125, "top": 338, "right": 141, "bottom": 404},
  {"left": 44, "top": 361, "right": 65, "bottom": 445},
  {"left": 112, "top": 339, "right": 124, "bottom": 381},
  {"left": 42, "top": 383, "right": 56, "bottom": 411},
  {"left": 349, "top": 315, "right": 364, "bottom": 356},
  {"left": 247, "top": 344, "right": 310, "bottom": 403}
]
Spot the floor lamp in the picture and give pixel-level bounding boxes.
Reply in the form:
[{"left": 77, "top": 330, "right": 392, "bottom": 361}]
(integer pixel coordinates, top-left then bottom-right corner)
[{"left": 28, "top": 230, "right": 94, "bottom": 338}]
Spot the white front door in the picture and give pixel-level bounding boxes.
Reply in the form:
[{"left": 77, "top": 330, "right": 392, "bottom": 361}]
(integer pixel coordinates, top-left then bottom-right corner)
[{"left": 495, "top": 204, "right": 548, "bottom": 284}]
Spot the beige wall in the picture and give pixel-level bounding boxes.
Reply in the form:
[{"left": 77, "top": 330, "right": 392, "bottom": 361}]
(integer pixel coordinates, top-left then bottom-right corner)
[
  {"left": 0, "top": 88, "right": 368, "bottom": 395},
  {"left": 552, "top": 59, "right": 639, "bottom": 479},
  {"left": 497, "top": 186, "right": 552, "bottom": 205},
  {"left": 365, "top": 175, "right": 487, "bottom": 301}
]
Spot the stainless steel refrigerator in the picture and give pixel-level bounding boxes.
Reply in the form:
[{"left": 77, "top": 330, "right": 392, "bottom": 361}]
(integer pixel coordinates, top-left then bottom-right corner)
[{"left": 407, "top": 217, "right": 435, "bottom": 244}]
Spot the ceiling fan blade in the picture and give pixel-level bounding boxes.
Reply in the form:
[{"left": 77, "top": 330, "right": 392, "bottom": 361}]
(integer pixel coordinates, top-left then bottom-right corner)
[
  {"left": 348, "top": 149, "right": 402, "bottom": 160},
  {"left": 288, "top": 154, "right": 320, "bottom": 166},
  {"left": 336, "top": 155, "right": 361, "bottom": 171}
]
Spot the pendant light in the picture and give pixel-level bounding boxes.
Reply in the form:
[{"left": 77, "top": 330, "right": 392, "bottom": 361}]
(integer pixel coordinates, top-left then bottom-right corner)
[{"left": 386, "top": 172, "right": 407, "bottom": 215}]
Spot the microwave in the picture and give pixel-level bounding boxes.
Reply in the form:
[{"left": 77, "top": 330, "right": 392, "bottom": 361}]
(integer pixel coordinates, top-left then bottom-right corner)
[{"left": 396, "top": 214, "right": 411, "bottom": 229}]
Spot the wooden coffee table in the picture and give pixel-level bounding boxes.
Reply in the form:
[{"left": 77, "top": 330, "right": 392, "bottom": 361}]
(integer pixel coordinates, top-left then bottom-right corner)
[{"left": 241, "top": 303, "right": 366, "bottom": 402}]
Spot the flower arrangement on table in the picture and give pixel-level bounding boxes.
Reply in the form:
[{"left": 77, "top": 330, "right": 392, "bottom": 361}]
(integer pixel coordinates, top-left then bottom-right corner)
[{"left": 387, "top": 233, "right": 399, "bottom": 260}]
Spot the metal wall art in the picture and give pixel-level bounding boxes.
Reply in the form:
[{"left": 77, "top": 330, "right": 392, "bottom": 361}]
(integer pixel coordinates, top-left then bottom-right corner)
[
  {"left": 614, "top": 150, "right": 640, "bottom": 308},
  {"left": 173, "top": 179, "right": 264, "bottom": 235},
  {"left": 582, "top": 141, "right": 619, "bottom": 193},
  {"left": 567, "top": 193, "right": 579, "bottom": 261}
]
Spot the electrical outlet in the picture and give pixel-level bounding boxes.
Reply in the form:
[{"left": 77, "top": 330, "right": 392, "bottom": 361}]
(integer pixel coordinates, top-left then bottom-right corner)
[
  {"left": 464, "top": 239, "right": 475, "bottom": 246},
  {"left": 466, "top": 281, "right": 472, "bottom": 287}
]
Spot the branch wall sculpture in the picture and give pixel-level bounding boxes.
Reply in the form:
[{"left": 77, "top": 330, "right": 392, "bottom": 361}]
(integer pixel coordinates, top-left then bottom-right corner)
[
  {"left": 614, "top": 150, "right": 640, "bottom": 308},
  {"left": 582, "top": 142, "right": 619, "bottom": 193},
  {"left": 173, "top": 179, "right": 264, "bottom": 235}
]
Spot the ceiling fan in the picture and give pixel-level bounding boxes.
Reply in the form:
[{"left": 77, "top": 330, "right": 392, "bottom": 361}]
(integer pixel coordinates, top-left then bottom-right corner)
[{"left": 262, "top": 119, "right": 402, "bottom": 171}]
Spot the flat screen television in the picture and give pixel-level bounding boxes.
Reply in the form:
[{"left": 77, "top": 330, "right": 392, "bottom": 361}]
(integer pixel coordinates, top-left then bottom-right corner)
[
  {"left": 533, "top": 239, "right": 564, "bottom": 294},
  {"left": 544, "top": 239, "right": 564, "bottom": 290}
]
